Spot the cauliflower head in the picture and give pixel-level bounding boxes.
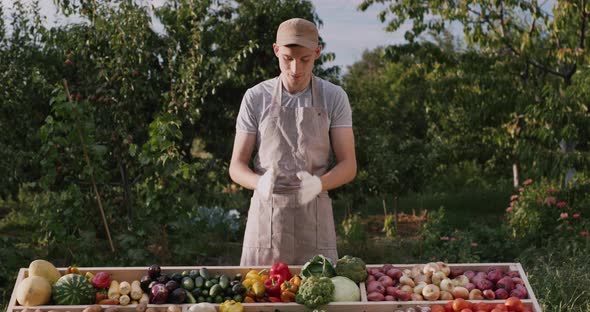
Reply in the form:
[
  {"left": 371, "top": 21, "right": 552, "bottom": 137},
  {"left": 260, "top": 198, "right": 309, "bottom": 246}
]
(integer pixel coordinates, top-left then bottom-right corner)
[{"left": 295, "top": 276, "right": 334, "bottom": 309}]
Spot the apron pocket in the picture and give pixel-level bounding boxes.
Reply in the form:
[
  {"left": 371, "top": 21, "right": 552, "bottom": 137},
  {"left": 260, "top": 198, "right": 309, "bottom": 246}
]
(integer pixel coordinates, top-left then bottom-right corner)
[
  {"left": 316, "top": 194, "right": 337, "bottom": 249},
  {"left": 243, "top": 196, "right": 272, "bottom": 248}
]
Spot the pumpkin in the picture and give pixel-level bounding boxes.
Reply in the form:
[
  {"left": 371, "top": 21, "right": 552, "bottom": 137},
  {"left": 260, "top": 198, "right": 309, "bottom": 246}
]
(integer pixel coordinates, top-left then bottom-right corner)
[
  {"left": 16, "top": 276, "right": 52, "bottom": 306},
  {"left": 28, "top": 259, "right": 61, "bottom": 284}
]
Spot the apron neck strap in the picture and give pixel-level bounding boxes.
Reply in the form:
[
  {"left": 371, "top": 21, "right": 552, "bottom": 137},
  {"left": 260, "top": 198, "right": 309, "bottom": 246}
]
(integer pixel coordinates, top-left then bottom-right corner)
[{"left": 272, "top": 74, "right": 321, "bottom": 108}]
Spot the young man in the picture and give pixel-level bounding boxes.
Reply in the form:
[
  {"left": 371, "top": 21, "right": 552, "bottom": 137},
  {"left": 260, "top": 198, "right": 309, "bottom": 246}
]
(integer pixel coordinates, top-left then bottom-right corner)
[{"left": 229, "top": 18, "right": 356, "bottom": 266}]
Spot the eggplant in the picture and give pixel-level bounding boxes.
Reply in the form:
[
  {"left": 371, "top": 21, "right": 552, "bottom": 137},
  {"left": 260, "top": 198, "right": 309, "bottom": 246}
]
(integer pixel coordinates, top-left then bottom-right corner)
[
  {"left": 149, "top": 283, "right": 169, "bottom": 304},
  {"left": 148, "top": 264, "right": 161, "bottom": 279},
  {"left": 169, "top": 288, "right": 187, "bottom": 304},
  {"left": 140, "top": 275, "right": 152, "bottom": 292},
  {"left": 148, "top": 281, "right": 158, "bottom": 289},
  {"left": 156, "top": 273, "right": 170, "bottom": 284},
  {"left": 165, "top": 280, "right": 180, "bottom": 292},
  {"left": 170, "top": 272, "right": 183, "bottom": 283}
]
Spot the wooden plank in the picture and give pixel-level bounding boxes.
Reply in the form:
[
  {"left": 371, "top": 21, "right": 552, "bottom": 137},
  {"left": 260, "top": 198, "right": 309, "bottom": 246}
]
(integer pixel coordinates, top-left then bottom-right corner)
[
  {"left": 7, "top": 268, "right": 26, "bottom": 312},
  {"left": 516, "top": 263, "right": 543, "bottom": 312}
]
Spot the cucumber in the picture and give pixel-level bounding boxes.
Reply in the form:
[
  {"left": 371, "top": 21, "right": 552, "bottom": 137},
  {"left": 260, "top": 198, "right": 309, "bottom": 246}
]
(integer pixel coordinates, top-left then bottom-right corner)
[
  {"left": 219, "top": 275, "right": 230, "bottom": 290},
  {"left": 185, "top": 290, "right": 196, "bottom": 304},
  {"left": 199, "top": 268, "right": 210, "bottom": 280},
  {"left": 194, "top": 276, "right": 205, "bottom": 288},
  {"left": 181, "top": 276, "right": 195, "bottom": 290},
  {"left": 209, "top": 284, "right": 222, "bottom": 297}
]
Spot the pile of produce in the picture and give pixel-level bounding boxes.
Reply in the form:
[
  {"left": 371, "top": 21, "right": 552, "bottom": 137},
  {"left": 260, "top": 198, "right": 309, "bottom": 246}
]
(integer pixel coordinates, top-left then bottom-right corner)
[
  {"left": 140, "top": 264, "right": 245, "bottom": 305},
  {"left": 13, "top": 258, "right": 535, "bottom": 312},
  {"left": 366, "top": 261, "right": 529, "bottom": 302}
]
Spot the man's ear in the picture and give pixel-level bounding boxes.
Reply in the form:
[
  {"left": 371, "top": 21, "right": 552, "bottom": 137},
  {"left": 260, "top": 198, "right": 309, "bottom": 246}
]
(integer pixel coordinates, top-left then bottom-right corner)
[
  {"left": 314, "top": 45, "right": 322, "bottom": 59},
  {"left": 273, "top": 43, "right": 280, "bottom": 57}
]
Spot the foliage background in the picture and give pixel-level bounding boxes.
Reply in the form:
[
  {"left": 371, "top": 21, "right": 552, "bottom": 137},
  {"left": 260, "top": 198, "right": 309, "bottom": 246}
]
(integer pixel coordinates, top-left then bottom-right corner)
[{"left": 1, "top": 0, "right": 589, "bottom": 311}]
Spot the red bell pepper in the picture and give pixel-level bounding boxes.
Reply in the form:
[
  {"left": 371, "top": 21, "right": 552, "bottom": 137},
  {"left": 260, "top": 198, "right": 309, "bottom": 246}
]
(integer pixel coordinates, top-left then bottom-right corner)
[
  {"left": 264, "top": 274, "right": 286, "bottom": 297},
  {"left": 268, "top": 296, "right": 281, "bottom": 303},
  {"left": 91, "top": 271, "right": 111, "bottom": 289},
  {"left": 270, "top": 262, "right": 292, "bottom": 281}
]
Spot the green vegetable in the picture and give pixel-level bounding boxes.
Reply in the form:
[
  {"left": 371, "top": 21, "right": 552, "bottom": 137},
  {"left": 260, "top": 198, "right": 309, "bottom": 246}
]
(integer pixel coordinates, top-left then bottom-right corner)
[
  {"left": 194, "top": 276, "right": 205, "bottom": 288},
  {"left": 301, "top": 255, "right": 336, "bottom": 278},
  {"left": 295, "top": 276, "right": 334, "bottom": 309},
  {"left": 334, "top": 255, "right": 367, "bottom": 283},
  {"left": 219, "top": 275, "right": 230, "bottom": 289},
  {"left": 330, "top": 276, "right": 360, "bottom": 302},
  {"left": 182, "top": 276, "right": 195, "bottom": 290},
  {"left": 52, "top": 274, "right": 95, "bottom": 305},
  {"left": 199, "top": 268, "right": 210, "bottom": 280}
]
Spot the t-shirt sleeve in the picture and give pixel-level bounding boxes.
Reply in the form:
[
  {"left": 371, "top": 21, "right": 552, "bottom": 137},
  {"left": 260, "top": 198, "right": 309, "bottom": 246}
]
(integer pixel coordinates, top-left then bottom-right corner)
[
  {"left": 235, "top": 89, "right": 258, "bottom": 134},
  {"left": 330, "top": 87, "right": 353, "bottom": 128}
]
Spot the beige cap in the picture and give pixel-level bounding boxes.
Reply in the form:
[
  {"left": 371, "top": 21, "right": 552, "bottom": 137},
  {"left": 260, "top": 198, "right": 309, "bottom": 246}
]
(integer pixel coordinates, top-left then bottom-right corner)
[{"left": 276, "top": 18, "right": 319, "bottom": 49}]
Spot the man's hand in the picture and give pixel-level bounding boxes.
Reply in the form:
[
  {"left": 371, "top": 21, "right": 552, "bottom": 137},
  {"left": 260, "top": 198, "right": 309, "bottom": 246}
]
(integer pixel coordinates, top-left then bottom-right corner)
[
  {"left": 256, "top": 169, "right": 276, "bottom": 200},
  {"left": 296, "top": 171, "right": 322, "bottom": 205}
]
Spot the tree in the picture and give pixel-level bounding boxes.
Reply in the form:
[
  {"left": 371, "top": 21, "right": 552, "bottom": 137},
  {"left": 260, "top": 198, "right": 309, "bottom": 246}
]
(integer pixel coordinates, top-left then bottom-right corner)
[
  {"left": 359, "top": 0, "right": 590, "bottom": 185},
  {"left": 0, "top": 0, "right": 333, "bottom": 264}
]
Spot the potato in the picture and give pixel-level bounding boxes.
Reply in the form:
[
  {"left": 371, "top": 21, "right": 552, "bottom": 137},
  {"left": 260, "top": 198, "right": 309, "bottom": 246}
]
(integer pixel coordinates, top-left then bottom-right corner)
[{"left": 82, "top": 305, "right": 102, "bottom": 312}]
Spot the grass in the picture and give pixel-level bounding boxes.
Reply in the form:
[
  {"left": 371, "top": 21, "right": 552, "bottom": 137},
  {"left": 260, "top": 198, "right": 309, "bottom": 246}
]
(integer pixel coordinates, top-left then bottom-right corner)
[
  {"left": 520, "top": 244, "right": 590, "bottom": 312},
  {"left": 333, "top": 186, "right": 513, "bottom": 228}
]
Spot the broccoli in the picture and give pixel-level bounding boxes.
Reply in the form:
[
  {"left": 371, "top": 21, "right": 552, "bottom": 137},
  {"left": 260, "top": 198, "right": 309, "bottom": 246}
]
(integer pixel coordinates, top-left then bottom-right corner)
[
  {"left": 295, "top": 276, "right": 334, "bottom": 309},
  {"left": 335, "top": 255, "right": 367, "bottom": 283}
]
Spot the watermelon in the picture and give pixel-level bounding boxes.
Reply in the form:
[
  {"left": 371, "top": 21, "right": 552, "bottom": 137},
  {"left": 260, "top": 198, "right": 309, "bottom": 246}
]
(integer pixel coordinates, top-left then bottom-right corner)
[{"left": 52, "top": 273, "right": 95, "bottom": 305}]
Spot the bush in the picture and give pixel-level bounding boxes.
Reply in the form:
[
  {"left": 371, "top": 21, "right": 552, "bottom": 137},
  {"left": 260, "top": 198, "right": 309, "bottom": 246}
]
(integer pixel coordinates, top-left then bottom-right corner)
[{"left": 506, "top": 175, "right": 590, "bottom": 248}]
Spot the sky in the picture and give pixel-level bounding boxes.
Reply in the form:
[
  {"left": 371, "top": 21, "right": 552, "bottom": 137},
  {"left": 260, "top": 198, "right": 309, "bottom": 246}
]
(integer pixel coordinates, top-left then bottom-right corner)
[
  {"left": 0, "top": 0, "right": 407, "bottom": 72},
  {"left": 310, "top": 0, "right": 409, "bottom": 71}
]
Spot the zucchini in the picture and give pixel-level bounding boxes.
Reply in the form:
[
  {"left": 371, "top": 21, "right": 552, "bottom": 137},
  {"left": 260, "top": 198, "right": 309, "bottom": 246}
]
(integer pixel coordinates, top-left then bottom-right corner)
[{"left": 108, "top": 280, "right": 120, "bottom": 299}]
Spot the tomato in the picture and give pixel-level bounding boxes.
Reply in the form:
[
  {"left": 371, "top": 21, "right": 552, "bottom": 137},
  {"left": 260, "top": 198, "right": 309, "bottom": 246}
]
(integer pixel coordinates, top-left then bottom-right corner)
[
  {"left": 505, "top": 296, "right": 524, "bottom": 311},
  {"left": 453, "top": 298, "right": 472, "bottom": 311},
  {"left": 431, "top": 305, "right": 446, "bottom": 312},
  {"left": 473, "top": 302, "right": 492, "bottom": 311},
  {"left": 444, "top": 301, "right": 455, "bottom": 312},
  {"left": 492, "top": 303, "right": 508, "bottom": 312}
]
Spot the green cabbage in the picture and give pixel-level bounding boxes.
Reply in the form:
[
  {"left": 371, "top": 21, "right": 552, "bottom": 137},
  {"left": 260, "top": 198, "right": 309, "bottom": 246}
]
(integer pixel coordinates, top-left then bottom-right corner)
[{"left": 331, "top": 276, "right": 361, "bottom": 302}]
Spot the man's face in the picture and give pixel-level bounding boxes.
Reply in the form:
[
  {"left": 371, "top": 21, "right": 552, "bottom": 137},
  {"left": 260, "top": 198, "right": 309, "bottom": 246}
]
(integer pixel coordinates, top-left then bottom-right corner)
[{"left": 273, "top": 44, "right": 321, "bottom": 92}]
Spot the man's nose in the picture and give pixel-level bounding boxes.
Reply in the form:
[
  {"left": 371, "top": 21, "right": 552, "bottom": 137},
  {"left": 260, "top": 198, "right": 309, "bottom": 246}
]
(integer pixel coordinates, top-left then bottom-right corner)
[{"left": 291, "top": 61, "right": 300, "bottom": 74}]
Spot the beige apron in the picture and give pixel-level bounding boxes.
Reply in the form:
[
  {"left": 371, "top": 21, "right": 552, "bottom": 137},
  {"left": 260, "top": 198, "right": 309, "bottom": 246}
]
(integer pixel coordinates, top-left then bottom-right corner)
[{"left": 240, "top": 75, "right": 338, "bottom": 266}]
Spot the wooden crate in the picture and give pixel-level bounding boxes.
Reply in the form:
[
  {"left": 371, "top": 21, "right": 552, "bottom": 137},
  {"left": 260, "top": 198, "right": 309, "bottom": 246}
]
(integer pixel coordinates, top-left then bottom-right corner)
[{"left": 7, "top": 263, "right": 542, "bottom": 312}]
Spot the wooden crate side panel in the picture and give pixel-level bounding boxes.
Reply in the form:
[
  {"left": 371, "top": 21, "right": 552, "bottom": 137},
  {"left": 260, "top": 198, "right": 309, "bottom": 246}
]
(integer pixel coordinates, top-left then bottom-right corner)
[
  {"left": 363, "top": 301, "right": 541, "bottom": 312},
  {"left": 367, "top": 263, "right": 521, "bottom": 272},
  {"left": 516, "top": 263, "right": 543, "bottom": 312},
  {"left": 7, "top": 269, "right": 26, "bottom": 312}
]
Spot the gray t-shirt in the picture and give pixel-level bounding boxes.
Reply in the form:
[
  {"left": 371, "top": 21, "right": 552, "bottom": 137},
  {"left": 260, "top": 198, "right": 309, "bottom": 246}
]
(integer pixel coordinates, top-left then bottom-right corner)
[{"left": 236, "top": 76, "right": 352, "bottom": 135}]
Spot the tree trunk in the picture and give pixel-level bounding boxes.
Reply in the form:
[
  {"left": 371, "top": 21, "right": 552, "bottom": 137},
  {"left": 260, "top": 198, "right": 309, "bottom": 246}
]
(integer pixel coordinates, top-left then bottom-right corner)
[
  {"left": 512, "top": 163, "right": 519, "bottom": 188},
  {"left": 560, "top": 140, "right": 576, "bottom": 188}
]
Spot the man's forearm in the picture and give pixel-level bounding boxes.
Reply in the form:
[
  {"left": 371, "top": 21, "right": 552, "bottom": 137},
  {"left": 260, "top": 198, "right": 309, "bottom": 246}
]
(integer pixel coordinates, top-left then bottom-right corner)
[
  {"left": 319, "top": 158, "right": 357, "bottom": 191},
  {"left": 229, "top": 162, "right": 260, "bottom": 190}
]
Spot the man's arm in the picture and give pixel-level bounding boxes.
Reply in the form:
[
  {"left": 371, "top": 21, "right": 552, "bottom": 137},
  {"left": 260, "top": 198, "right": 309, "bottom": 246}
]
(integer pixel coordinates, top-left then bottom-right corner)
[
  {"left": 229, "top": 132, "right": 260, "bottom": 190},
  {"left": 320, "top": 127, "right": 357, "bottom": 191}
]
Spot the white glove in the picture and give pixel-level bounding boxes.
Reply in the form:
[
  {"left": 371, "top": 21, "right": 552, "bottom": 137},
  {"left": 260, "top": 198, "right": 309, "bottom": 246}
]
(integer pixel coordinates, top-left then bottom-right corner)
[
  {"left": 256, "top": 169, "right": 276, "bottom": 200},
  {"left": 296, "top": 171, "right": 322, "bottom": 205}
]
